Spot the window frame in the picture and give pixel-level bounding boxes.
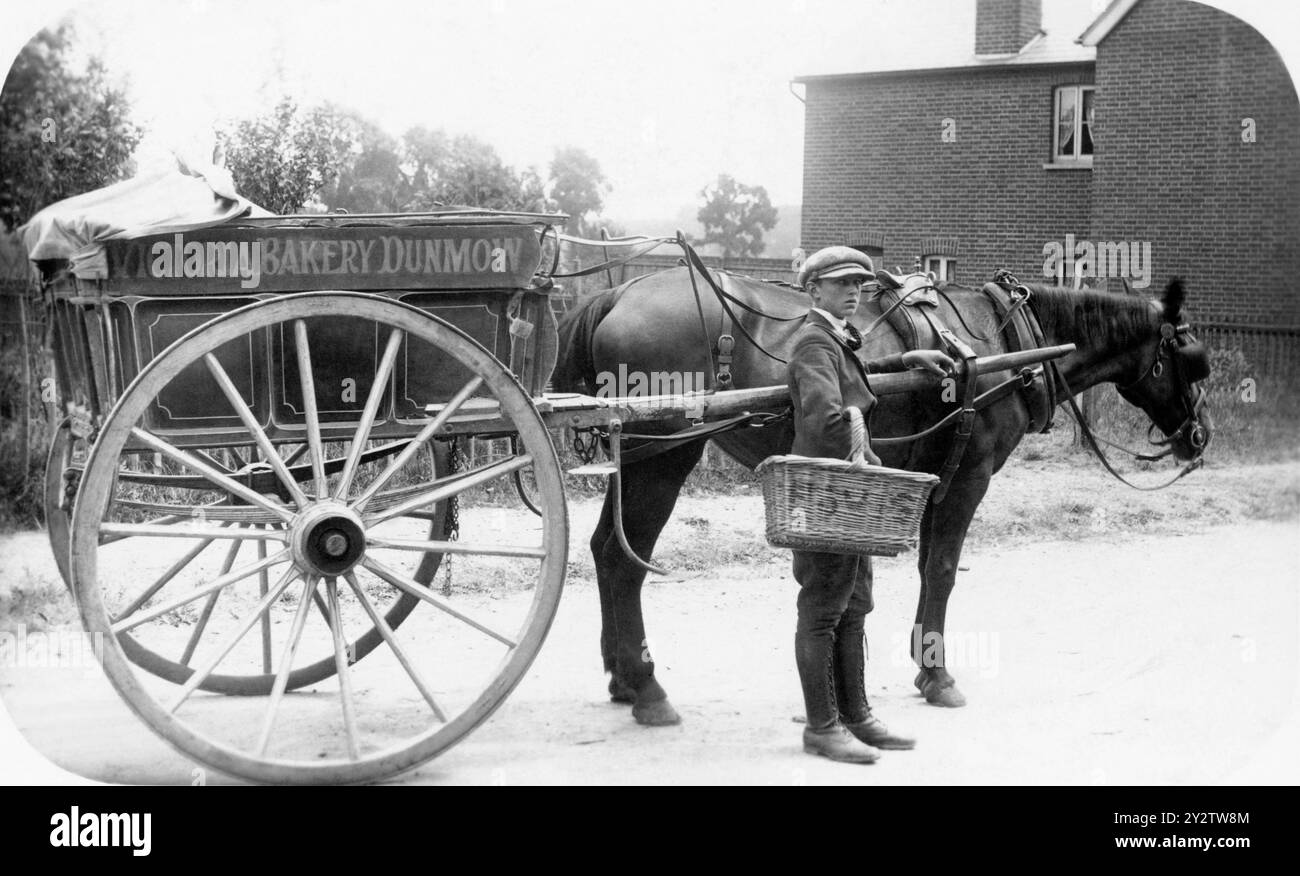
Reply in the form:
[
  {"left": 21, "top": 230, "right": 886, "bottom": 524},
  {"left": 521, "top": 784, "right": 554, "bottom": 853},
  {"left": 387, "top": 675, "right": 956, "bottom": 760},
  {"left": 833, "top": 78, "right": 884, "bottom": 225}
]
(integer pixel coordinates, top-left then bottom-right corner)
[
  {"left": 923, "top": 255, "right": 956, "bottom": 283},
  {"left": 1052, "top": 84, "right": 1095, "bottom": 166}
]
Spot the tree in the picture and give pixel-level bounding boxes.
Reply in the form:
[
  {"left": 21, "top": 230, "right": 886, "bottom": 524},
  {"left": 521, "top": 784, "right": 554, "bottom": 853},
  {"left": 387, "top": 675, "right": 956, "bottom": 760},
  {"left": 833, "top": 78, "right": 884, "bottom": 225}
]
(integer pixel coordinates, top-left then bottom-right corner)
[
  {"left": 316, "top": 109, "right": 407, "bottom": 214},
  {"left": 696, "top": 174, "right": 778, "bottom": 260},
  {"left": 548, "top": 146, "right": 608, "bottom": 234},
  {"left": 0, "top": 24, "right": 144, "bottom": 225},
  {"left": 403, "top": 129, "right": 552, "bottom": 213},
  {"left": 218, "top": 96, "right": 353, "bottom": 214},
  {"left": 0, "top": 24, "right": 144, "bottom": 519}
]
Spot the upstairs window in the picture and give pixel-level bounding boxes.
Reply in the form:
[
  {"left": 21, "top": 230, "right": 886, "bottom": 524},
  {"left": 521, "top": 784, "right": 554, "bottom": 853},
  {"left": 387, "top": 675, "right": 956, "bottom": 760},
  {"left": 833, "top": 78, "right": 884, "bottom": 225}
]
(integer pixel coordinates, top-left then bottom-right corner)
[
  {"left": 1053, "top": 85, "right": 1094, "bottom": 164},
  {"left": 923, "top": 255, "right": 957, "bottom": 283}
]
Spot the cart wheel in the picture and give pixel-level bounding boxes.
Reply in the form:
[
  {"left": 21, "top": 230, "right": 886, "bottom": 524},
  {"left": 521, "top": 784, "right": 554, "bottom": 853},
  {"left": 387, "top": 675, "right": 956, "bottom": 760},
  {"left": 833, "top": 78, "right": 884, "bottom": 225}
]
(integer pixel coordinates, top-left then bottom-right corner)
[
  {"left": 107, "top": 440, "right": 452, "bottom": 696},
  {"left": 70, "top": 292, "right": 567, "bottom": 783},
  {"left": 44, "top": 422, "right": 449, "bottom": 630},
  {"left": 44, "top": 417, "right": 76, "bottom": 589}
]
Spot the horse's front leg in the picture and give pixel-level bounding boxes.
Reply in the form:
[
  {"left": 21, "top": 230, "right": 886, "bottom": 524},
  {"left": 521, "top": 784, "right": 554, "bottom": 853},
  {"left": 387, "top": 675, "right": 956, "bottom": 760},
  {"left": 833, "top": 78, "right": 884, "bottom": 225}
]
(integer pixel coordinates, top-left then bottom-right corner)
[
  {"left": 595, "top": 440, "right": 707, "bottom": 726},
  {"left": 912, "top": 461, "right": 993, "bottom": 708}
]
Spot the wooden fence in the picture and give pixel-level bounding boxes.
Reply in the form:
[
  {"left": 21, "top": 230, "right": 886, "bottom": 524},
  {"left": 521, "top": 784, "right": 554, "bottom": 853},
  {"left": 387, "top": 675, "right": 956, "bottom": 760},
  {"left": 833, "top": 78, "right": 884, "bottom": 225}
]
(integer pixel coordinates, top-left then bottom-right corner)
[
  {"left": 550, "top": 249, "right": 796, "bottom": 313},
  {"left": 1196, "top": 323, "right": 1300, "bottom": 384}
]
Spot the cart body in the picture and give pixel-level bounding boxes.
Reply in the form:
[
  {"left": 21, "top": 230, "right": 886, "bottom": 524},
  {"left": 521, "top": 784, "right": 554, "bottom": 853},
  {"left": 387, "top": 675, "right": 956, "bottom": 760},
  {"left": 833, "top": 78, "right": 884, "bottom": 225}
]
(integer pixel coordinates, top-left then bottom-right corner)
[{"left": 41, "top": 214, "right": 562, "bottom": 449}]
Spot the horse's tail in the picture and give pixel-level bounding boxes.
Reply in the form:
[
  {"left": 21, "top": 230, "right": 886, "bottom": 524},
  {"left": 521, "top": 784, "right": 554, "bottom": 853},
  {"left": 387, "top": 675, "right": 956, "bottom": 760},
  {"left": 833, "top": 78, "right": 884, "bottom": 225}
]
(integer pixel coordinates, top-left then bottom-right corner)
[{"left": 552, "top": 288, "right": 622, "bottom": 394}]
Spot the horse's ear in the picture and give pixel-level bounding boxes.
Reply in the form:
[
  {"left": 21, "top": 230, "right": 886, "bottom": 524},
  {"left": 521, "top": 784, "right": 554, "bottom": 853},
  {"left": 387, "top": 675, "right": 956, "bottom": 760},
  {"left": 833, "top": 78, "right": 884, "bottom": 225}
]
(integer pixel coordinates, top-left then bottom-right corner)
[{"left": 1161, "top": 277, "right": 1186, "bottom": 322}]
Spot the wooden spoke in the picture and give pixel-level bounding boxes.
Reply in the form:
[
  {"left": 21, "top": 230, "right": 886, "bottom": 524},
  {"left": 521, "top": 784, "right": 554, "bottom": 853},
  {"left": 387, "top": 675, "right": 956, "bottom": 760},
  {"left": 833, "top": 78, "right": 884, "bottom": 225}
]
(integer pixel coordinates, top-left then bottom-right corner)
[
  {"left": 311, "top": 588, "right": 332, "bottom": 628},
  {"left": 189, "top": 448, "right": 235, "bottom": 474},
  {"left": 179, "top": 535, "right": 245, "bottom": 666},
  {"left": 256, "top": 576, "right": 320, "bottom": 757},
  {"left": 282, "top": 443, "right": 310, "bottom": 467},
  {"left": 111, "top": 524, "right": 230, "bottom": 622},
  {"left": 204, "top": 352, "right": 308, "bottom": 508},
  {"left": 334, "top": 327, "right": 404, "bottom": 501},
  {"left": 351, "top": 375, "right": 483, "bottom": 513},
  {"left": 325, "top": 577, "right": 361, "bottom": 760},
  {"left": 111, "top": 549, "right": 290, "bottom": 634},
  {"left": 167, "top": 565, "right": 301, "bottom": 714},
  {"left": 99, "top": 522, "right": 287, "bottom": 542},
  {"left": 364, "top": 453, "right": 532, "bottom": 526},
  {"left": 293, "top": 320, "right": 328, "bottom": 499},
  {"left": 344, "top": 571, "right": 446, "bottom": 722},
  {"left": 366, "top": 536, "right": 546, "bottom": 559},
  {"left": 128, "top": 427, "right": 295, "bottom": 523},
  {"left": 257, "top": 530, "right": 272, "bottom": 673},
  {"left": 362, "top": 556, "right": 517, "bottom": 648},
  {"left": 100, "top": 512, "right": 186, "bottom": 546}
]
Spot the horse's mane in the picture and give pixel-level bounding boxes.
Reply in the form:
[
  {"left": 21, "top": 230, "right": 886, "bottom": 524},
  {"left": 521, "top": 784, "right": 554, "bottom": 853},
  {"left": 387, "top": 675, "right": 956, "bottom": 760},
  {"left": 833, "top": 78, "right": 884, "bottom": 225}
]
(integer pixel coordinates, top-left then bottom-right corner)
[{"left": 1015, "top": 281, "right": 1162, "bottom": 353}]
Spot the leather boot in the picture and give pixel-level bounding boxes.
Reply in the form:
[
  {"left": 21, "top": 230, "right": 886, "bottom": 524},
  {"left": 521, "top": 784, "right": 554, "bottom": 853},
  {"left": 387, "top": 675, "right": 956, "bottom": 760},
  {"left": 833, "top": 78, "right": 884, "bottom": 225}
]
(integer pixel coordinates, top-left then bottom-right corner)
[
  {"left": 803, "top": 722, "right": 881, "bottom": 764},
  {"left": 837, "top": 629, "right": 916, "bottom": 750},
  {"left": 795, "top": 628, "right": 839, "bottom": 731},
  {"left": 845, "top": 711, "right": 916, "bottom": 750},
  {"left": 834, "top": 630, "right": 871, "bottom": 726}
]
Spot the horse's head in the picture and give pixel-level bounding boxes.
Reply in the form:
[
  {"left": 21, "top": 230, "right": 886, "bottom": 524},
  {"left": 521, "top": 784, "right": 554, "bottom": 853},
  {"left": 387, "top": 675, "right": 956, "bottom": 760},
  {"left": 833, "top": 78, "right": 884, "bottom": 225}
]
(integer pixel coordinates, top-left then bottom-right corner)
[{"left": 1114, "top": 278, "right": 1212, "bottom": 461}]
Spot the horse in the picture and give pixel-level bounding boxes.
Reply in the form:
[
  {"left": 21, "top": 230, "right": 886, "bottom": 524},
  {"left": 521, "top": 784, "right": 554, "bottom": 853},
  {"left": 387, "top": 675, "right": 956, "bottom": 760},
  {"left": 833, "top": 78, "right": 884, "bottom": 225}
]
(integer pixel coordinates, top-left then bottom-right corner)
[{"left": 552, "top": 266, "right": 1212, "bottom": 725}]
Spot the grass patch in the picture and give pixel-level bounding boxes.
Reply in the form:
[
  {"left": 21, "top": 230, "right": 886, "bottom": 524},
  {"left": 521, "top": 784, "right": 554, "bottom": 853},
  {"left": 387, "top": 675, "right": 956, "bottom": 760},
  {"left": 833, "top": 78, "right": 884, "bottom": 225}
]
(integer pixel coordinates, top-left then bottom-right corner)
[{"left": 0, "top": 561, "right": 76, "bottom": 634}]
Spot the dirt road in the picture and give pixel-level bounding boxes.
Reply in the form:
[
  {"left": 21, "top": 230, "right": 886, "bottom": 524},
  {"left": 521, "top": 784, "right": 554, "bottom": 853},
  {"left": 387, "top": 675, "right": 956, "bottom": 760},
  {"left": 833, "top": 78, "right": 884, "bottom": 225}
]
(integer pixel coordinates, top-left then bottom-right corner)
[{"left": 2, "top": 500, "right": 1297, "bottom": 785}]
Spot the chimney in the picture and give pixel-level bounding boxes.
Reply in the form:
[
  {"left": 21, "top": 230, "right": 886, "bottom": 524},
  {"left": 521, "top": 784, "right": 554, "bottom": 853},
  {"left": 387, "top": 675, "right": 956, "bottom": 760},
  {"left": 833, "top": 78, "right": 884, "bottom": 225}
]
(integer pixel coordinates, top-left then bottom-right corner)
[{"left": 975, "top": 0, "right": 1042, "bottom": 55}]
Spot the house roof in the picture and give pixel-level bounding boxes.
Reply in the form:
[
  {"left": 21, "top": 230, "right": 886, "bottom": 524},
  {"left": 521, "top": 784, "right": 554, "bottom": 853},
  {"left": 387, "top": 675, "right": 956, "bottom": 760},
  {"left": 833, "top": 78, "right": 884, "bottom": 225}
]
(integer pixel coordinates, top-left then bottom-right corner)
[
  {"left": 1077, "top": 0, "right": 1142, "bottom": 47},
  {"left": 794, "top": 0, "right": 1101, "bottom": 83}
]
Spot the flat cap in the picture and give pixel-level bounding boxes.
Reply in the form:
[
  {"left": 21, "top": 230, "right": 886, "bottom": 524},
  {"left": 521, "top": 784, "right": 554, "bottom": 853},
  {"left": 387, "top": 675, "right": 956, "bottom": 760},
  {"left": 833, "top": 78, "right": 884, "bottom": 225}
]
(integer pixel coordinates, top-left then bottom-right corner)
[{"left": 797, "top": 246, "right": 875, "bottom": 288}]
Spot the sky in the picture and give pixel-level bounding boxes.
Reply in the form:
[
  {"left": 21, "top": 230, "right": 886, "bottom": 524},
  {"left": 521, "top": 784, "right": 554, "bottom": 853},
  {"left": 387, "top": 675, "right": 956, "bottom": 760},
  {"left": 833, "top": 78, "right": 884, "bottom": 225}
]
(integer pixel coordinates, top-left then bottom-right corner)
[
  {"left": 0, "top": 0, "right": 1299, "bottom": 786},
  {"left": 1, "top": 0, "right": 1298, "bottom": 222}
]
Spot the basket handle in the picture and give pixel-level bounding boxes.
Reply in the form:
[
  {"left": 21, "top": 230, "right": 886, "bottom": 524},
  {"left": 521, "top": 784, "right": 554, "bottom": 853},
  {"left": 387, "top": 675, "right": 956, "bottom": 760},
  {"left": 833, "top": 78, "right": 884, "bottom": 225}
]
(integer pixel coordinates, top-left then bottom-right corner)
[{"left": 847, "top": 406, "right": 867, "bottom": 465}]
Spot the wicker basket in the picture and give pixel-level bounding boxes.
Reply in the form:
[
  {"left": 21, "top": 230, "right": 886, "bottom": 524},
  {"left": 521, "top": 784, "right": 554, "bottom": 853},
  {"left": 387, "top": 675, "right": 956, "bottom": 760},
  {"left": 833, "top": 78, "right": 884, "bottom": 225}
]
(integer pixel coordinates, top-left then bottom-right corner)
[{"left": 757, "top": 407, "right": 940, "bottom": 556}]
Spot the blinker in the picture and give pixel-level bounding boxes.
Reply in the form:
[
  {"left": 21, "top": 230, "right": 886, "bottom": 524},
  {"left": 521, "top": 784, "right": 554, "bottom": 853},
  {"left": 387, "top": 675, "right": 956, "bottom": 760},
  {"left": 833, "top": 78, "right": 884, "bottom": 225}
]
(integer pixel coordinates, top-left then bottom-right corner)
[{"left": 1177, "top": 342, "right": 1210, "bottom": 383}]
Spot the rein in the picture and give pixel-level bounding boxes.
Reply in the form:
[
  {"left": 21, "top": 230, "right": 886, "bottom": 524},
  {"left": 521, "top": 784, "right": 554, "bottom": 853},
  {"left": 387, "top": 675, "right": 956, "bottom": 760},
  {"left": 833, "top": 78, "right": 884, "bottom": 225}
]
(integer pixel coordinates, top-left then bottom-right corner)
[
  {"left": 547, "top": 233, "right": 677, "bottom": 279},
  {"left": 675, "top": 234, "right": 797, "bottom": 367},
  {"left": 1050, "top": 361, "right": 1205, "bottom": 490},
  {"left": 1044, "top": 309, "right": 1209, "bottom": 490}
]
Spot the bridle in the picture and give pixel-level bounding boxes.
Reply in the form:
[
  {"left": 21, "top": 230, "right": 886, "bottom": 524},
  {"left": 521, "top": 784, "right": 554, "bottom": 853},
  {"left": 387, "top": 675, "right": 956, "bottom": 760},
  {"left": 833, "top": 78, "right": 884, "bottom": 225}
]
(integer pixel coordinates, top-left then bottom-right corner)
[
  {"left": 1049, "top": 314, "right": 1210, "bottom": 491},
  {"left": 1115, "top": 320, "right": 1211, "bottom": 459}
]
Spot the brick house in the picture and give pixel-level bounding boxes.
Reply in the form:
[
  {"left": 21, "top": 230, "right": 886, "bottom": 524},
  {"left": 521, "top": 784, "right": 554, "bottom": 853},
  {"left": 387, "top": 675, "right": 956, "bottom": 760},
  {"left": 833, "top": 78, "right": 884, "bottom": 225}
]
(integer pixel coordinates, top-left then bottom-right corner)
[{"left": 796, "top": 0, "right": 1300, "bottom": 376}]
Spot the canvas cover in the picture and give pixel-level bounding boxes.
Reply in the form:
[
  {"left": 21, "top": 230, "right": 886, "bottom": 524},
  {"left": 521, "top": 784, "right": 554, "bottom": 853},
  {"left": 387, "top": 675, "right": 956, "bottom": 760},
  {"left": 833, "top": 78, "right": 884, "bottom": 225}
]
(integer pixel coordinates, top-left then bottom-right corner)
[{"left": 19, "top": 155, "right": 270, "bottom": 279}]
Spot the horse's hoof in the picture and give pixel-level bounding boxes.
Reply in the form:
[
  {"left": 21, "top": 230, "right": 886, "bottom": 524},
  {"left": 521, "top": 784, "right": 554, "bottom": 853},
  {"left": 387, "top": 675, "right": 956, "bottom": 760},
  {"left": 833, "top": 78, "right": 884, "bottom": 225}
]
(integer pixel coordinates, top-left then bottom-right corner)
[
  {"left": 922, "top": 679, "right": 967, "bottom": 708},
  {"left": 632, "top": 698, "right": 682, "bottom": 726},
  {"left": 608, "top": 676, "right": 637, "bottom": 705},
  {"left": 913, "top": 671, "right": 928, "bottom": 693}
]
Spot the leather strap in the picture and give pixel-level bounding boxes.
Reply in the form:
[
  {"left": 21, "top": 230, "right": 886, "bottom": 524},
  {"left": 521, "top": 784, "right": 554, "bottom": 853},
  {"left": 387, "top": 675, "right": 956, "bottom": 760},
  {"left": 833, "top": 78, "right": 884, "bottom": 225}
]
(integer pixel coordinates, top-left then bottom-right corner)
[
  {"left": 548, "top": 237, "right": 672, "bottom": 279},
  {"left": 924, "top": 313, "right": 979, "bottom": 504},
  {"left": 1050, "top": 361, "right": 1203, "bottom": 491},
  {"left": 616, "top": 410, "right": 789, "bottom": 465},
  {"left": 984, "top": 276, "right": 1059, "bottom": 431}
]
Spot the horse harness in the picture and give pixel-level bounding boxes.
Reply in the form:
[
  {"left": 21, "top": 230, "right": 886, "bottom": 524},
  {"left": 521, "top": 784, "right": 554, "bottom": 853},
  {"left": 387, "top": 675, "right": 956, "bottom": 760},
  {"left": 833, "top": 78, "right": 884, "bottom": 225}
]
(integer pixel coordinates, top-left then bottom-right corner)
[
  {"left": 573, "top": 238, "right": 1205, "bottom": 495},
  {"left": 608, "top": 244, "right": 1063, "bottom": 498}
]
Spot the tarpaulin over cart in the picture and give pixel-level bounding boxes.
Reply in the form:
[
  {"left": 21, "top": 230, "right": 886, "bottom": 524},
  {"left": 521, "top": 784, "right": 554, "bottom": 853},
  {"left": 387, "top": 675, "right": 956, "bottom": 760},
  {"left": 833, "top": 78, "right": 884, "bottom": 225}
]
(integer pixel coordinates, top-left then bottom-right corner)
[{"left": 19, "top": 156, "right": 269, "bottom": 279}]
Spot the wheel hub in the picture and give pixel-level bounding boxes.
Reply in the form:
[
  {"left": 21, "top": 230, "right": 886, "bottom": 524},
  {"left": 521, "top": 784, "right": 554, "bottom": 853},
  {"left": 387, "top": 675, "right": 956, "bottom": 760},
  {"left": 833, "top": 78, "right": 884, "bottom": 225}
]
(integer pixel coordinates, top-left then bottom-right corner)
[{"left": 290, "top": 501, "right": 366, "bottom": 577}]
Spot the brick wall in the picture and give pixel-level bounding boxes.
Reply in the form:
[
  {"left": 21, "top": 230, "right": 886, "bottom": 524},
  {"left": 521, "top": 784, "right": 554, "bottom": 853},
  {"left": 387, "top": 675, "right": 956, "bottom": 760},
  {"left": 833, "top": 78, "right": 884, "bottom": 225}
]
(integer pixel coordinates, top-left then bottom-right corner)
[
  {"left": 1090, "top": 0, "right": 1300, "bottom": 337},
  {"left": 801, "top": 63, "right": 1095, "bottom": 287}
]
